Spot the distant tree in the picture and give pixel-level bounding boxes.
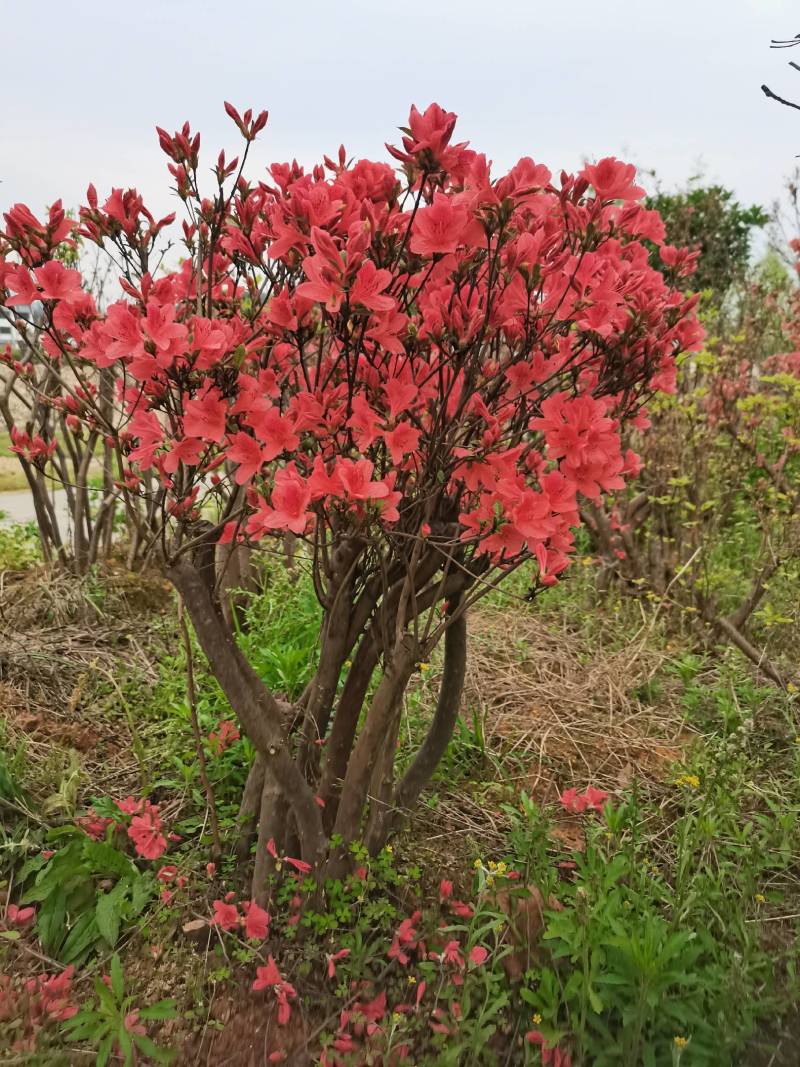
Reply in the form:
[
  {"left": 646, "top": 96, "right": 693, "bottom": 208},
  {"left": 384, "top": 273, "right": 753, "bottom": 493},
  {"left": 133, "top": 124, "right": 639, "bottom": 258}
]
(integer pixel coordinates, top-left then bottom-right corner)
[{"left": 646, "top": 184, "right": 768, "bottom": 297}]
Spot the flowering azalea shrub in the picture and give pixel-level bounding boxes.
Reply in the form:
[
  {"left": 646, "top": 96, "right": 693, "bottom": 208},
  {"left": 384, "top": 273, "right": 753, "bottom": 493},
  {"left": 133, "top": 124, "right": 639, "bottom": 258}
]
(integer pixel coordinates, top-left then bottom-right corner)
[
  {"left": 0, "top": 220, "right": 128, "bottom": 572},
  {"left": 0, "top": 102, "right": 701, "bottom": 887}
]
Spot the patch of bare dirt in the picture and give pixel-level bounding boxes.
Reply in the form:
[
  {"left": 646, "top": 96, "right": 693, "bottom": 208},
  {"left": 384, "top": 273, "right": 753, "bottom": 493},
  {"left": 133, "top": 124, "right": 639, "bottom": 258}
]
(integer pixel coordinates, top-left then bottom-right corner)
[{"left": 182, "top": 985, "right": 311, "bottom": 1067}]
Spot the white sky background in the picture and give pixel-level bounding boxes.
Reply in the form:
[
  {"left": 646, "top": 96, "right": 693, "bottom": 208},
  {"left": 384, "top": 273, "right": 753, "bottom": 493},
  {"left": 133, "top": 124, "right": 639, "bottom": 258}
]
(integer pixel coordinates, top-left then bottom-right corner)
[{"left": 2, "top": 0, "right": 800, "bottom": 228}]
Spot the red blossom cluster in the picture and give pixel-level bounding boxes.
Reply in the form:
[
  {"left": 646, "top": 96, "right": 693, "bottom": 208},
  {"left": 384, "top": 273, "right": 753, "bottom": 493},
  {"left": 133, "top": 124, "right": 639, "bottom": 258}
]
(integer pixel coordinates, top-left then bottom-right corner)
[
  {"left": 211, "top": 896, "right": 271, "bottom": 939},
  {"left": 0, "top": 966, "right": 77, "bottom": 1053},
  {"left": 0, "top": 101, "right": 701, "bottom": 586},
  {"left": 2, "top": 903, "right": 36, "bottom": 929},
  {"left": 208, "top": 719, "right": 240, "bottom": 754},
  {"left": 266, "top": 837, "right": 312, "bottom": 875},
  {"left": 558, "top": 786, "right": 609, "bottom": 814},
  {"left": 75, "top": 796, "right": 169, "bottom": 860},
  {"left": 527, "top": 1029, "right": 573, "bottom": 1067},
  {"left": 252, "top": 955, "right": 297, "bottom": 1025},
  {"left": 321, "top": 989, "right": 397, "bottom": 1064},
  {"left": 117, "top": 796, "right": 168, "bottom": 859},
  {"left": 8, "top": 426, "right": 56, "bottom": 465}
]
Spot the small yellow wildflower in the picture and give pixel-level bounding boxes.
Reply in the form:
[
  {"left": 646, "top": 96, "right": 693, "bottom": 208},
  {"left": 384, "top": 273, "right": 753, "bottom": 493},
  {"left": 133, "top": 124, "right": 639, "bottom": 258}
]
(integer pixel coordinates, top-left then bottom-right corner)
[
  {"left": 344, "top": 660, "right": 352, "bottom": 669},
  {"left": 488, "top": 860, "right": 497, "bottom": 870},
  {"left": 474, "top": 858, "right": 482, "bottom": 869},
  {"left": 384, "top": 845, "right": 393, "bottom": 854},
  {"left": 787, "top": 682, "right": 797, "bottom": 694},
  {"left": 673, "top": 1036, "right": 689, "bottom": 1049},
  {"left": 532, "top": 1013, "right": 542, "bottom": 1025},
  {"left": 755, "top": 893, "right": 766, "bottom": 904},
  {"left": 392, "top": 1011, "right": 403, "bottom": 1024},
  {"left": 418, "top": 662, "right": 431, "bottom": 672},
  {"left": 407, "top": 975, "right": 417, "bottom": 984},
  {"left": 674, "top": 773, "right": 700, "bottom": 789}
]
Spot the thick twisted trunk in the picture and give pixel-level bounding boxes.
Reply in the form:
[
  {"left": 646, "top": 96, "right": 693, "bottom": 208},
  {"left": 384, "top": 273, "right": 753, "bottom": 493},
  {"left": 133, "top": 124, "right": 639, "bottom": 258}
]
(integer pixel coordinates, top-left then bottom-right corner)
[
  {"left": 168, "top": 560, "right": 326, "bottom": 867},
  {"left": 365, "top": 604, "right": 468, "bottom": 853},
  {"left": 235, "top": 754, "right": 265, "bottom": 863},
  {"left": 331, "top": 642, "right": 418, "bottom": 847}
]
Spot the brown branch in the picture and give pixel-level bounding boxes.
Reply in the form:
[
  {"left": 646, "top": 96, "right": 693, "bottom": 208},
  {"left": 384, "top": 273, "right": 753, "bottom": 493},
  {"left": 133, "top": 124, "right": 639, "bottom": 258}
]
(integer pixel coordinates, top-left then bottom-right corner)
[
  {"left": 178, "top": 596, "right": 222, "bottom": 858},
  {"left": 235, "top": 754, "right": 264, "bottom": 863},
  {"left": 371, "top": 600, "right": 468, "bottom": 851},
  {"left": 762, "top": 83, "right": 800, "bottom": 112},
  {"left": 727, "top": 556, "right": 782, "bottom": 631},
  {"left": 330, "top": 641, "right": 418, "bottom": 847},
  {"left": 714, "top": 615, "right": 788, "bottom": 690},
  {"left": 169, "top": 560, "right": 326, "bottom": 866}
]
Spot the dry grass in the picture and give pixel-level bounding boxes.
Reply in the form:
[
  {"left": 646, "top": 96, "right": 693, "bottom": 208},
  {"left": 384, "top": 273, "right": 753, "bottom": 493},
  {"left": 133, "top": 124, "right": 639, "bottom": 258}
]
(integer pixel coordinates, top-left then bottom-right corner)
[
  {"left": 0, "top": 563, "right": 174, "bottom": 806},
  {"left": 465, "top": 603, "right": 694, "bottom": 796},
  {"left": 406, "top": 600, "right": 697, "bottom": 874}
]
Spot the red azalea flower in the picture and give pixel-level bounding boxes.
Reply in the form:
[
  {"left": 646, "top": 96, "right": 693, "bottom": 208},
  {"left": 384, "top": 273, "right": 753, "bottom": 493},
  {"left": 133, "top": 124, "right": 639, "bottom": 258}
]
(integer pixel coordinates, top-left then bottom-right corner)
[{"left": 211, "top": 899, "right": 240, "bottom": 932}]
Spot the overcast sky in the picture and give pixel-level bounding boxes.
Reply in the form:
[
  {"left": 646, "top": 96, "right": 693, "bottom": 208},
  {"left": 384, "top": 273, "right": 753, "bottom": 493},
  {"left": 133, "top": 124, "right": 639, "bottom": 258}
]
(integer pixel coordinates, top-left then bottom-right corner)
[{"left": 2, "top": 0, "right": 800, "bottom": 225}]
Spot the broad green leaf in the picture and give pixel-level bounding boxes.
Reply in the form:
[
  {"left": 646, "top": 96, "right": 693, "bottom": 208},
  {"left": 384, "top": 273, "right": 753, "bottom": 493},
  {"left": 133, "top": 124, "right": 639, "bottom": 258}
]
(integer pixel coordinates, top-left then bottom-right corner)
[
  {"left": 138, "top": 999, "right": 178, "bottom": 1021},
  {"left": 130, "top": 874, "right": 153, "bottom": 916},
  {"left": 588, "top": 984, "right": 604, "bottom": 1014},
  {"left": 37, "top": 886, "right": 66, "bottom": 954},
  {"left": 96, "top": 888, "right": 123, "bottom": 948},
  {"left": 84, "top": 840, "right": 136, "bottom": 877},
  {"left": 62, "top": 912, "right": 100, "bottom": 964},
  {"left": 16, "top": 852, "right": 51, "bottom": 883}
]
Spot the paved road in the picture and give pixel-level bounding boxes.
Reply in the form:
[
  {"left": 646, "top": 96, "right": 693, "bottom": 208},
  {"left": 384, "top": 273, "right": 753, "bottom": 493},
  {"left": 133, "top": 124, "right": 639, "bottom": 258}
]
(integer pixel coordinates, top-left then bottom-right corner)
[{"left": 0, "top": 488, "right": 69, "bottom": 526}]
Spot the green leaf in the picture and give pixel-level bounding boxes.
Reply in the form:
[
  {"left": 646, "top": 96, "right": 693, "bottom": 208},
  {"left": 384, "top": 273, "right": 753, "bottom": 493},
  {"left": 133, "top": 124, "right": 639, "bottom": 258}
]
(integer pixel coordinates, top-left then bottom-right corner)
[
  {"left": 16, "top": 851, "right": 51, "bottom": 883},
  {"left": 95, "top": 974, "right": 118, "bottom": 1012},
  {"left": 110, "top": 952, "right": 124, "bottom": 1001},
  {"left": 0, "top": 929, "right": 20, "bottom": 941},
  {"left": 37, "top": 887, "right": 66, "bottom": 955},
  {"left": 61, "top": 1011, "right": 105, "bottom": 1041},
  {"left": 61, "top": 912, "right": 100, "bottom": 964},
  {"left": 130, "top": 874, "right": 153, "bottom": 916},
  {"left": 84, "top": 840, "right": 136, "bottom": 877},
  {"left": 133, "top": 1032, "right": 176, "bottom": 1063},
  {"left": 96, "top": 889, "right": 122, "bottom": 948},
  {"left": 138, "top": 999, "right": 178, "bottom": 1021},
  {"left": 118, "top": 1023, "right": 134, "bottom": 1063},
  {"left": 97, "top": 1033, "right": 114, "bottom": 1067}
]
